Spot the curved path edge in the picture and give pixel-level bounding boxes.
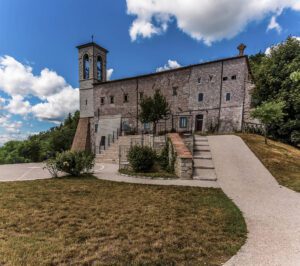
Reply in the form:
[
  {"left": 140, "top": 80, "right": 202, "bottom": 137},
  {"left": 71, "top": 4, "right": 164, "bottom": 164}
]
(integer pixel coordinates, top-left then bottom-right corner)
[{"left": 208, "top": 135, "right": 300, "bottom": 266}]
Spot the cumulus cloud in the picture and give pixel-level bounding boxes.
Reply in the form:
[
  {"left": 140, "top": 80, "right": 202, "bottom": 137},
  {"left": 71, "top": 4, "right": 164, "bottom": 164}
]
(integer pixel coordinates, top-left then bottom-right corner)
[
  {"left": 267, "top": 16, "right": 282, "bottom": 33},
  {"left": 156, "top": 60, "right": 181, "bottom": 72},
  {"left": 126, "top": 0, "right": 300, "bottom": 44},
  {"left": 107, "top": 68, "right": 114, "bottom": 80},
  {"left": 5, "top": 95, "right": 32, "bottom": 115},
  {"left": 0, "top": 55, "right": 79, "bottom": 122}
]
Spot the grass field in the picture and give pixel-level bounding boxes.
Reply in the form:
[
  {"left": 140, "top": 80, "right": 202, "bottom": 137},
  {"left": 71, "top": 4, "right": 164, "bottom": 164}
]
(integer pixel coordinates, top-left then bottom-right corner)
[
  {"left": 0, "top": 176, "right": 246, "bottom": 265},
  {"left": 239, "top": 134, "right": 300, "bottom": 192}
]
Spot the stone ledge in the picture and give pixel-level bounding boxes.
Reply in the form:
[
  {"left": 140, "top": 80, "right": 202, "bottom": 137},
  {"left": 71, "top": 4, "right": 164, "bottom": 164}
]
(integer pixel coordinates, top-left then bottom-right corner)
[{"left": 168, "top": 133, "right": 193, "bottom": 159}]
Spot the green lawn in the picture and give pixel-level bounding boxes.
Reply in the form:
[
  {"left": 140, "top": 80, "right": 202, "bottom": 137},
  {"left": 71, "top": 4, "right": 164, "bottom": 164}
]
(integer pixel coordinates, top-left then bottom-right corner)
[
  {"left": 239, "top": 133, "right": 300, "bottom": 192},
  {"left": 0, "top": 176, "right": 246, "bottom": 265}
]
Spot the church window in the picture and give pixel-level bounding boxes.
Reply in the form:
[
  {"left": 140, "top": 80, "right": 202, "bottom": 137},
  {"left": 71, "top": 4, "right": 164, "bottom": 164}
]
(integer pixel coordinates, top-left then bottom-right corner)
[
  {"left": 83, "top": 54, "right": 89, "bottom": 80},
  {"left": 226, "top": 93, "right": 231, "bottom": 101},
  {"left": 231, "top": 75, "right": 237, "bottom": 80},
  {"left": 97, "top": 56, "right": 102, "bottom": 80},
  {"left": 223, "top": 76, "right": 228, "bottom": 81},
  {"left": 198, "top": 93, "right": 204, "bottom": 102},
  {"left": 172, "top": 87, "right": 178, "bottom": 96},
  {"left": 110, "top": 96, "right": 114, "bottom": 104},
  {"left": 124, "top": 94, "right": 128, "bottom": 103},
  {"left": 101, "top": 97, "right": 105, "bottom": 105},
  {"left": 95, "top": 124, "right": 98, "bottom": 133},
  {"left": 85, "top": 99, "right": 88, "bottom": 105},
  {"left": 179, "top": 117, "right": 188, "bottom": 128},
  {"left": 198, "top": 77, "right": 201, "bottom": 83}
]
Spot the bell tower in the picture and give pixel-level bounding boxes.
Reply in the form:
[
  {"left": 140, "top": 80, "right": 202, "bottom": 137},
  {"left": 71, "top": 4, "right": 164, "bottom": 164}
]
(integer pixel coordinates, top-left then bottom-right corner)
[
  {"left": 77, "top": 42, "right": 108, "bottom": 89},
  {"left": 76, "top": 42, "right": 108, "bottom": 118}
]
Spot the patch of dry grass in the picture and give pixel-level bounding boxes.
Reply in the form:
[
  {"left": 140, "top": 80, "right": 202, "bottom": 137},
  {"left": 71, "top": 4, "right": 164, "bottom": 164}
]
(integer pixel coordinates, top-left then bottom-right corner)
[
  {"left": 238, "top": 133, "right": 300, "bottom": 192},
  {"left": 0, "top": 176, "right": 246, "bottom": 265}
]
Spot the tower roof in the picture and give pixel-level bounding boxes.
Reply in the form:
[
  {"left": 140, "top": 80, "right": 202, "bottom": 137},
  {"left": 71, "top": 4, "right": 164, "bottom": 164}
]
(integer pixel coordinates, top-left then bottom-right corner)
[{"left": 76, "top": 42, "right": 109, "bottom": 53}]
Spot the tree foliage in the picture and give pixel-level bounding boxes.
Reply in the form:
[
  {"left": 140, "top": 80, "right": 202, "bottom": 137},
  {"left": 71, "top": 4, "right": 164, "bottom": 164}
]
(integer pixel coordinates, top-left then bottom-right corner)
[
  {"left": 249, "top": 37, "right": 300, "bottom": 145},
  {"left": 0, "top": 111, "right": 80, "bottom": 164},
  {"left": 139, "top": 90, "right": 170, "bottom": 134},
  {"left": 251, "top": 101, "right": 286, "bottom": 144}
]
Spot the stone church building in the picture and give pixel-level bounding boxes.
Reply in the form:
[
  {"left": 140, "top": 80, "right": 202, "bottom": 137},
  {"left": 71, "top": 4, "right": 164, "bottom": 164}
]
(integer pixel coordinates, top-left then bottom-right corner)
[{"left": 72, "top": 42, "right": 254, "bottom": 154}]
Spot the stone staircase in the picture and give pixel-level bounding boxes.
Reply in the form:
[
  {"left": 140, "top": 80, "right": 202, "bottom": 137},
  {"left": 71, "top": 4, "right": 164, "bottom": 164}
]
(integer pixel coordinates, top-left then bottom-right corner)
[
  {"left": 95, "top": 135, "right": 132, "bottom": 164},
  {"left": 192, "top": 136, "right": 217, "bottom": 181}
]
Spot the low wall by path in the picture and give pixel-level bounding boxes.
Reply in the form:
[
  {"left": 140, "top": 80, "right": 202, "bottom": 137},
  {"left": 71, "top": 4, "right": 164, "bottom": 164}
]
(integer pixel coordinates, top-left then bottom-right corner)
[{"left": 168, "top": 133, "right": 193, "bottom": 179}]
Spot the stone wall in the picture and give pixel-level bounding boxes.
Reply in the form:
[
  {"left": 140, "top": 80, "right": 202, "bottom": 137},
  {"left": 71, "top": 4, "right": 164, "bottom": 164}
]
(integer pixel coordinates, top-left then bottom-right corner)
[{"left": 168, "top": 133, "right": 193, "bottom": 179}]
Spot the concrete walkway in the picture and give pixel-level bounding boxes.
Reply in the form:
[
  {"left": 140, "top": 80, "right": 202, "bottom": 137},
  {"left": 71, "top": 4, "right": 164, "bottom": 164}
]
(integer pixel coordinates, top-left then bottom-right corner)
[
  {"left": 94, "top": 163, "right": 220, "bottom": 188},
  {"left": 208, "top": 135, "right": 300, "bottom": 266}
]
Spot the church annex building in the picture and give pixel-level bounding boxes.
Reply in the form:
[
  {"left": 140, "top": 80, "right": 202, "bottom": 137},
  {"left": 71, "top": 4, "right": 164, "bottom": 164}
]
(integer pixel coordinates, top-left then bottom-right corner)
[{"left": 72, "top": 42, "right": 255, "bottom": 154}]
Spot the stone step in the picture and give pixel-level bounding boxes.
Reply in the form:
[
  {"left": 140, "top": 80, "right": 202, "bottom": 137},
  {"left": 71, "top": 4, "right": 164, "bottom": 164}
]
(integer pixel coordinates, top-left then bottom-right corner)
[
  {"left": 193, "top": 168, "right": 217, "bottom": 181},
  {"left": 194, "top": 143, "right": 209, "bottom": 147},
  {"left": 194, "top": 147, "right": 210, "bottom": 152},
  {"left": 193, "top": 159, "right": 214, "bottom": 168},
  {"left": 194, "top": 137, "right": 208, "bottom": 141},
  {"left": 193, "top": 151, "right": 212, "bottom": 159}
]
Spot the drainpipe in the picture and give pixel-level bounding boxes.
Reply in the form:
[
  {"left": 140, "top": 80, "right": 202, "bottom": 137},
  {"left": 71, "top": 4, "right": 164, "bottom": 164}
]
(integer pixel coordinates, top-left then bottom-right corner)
[
  {"left": 217, "top": 61, "right": 224, "bottom": 132},
  {"left": 136, "top": 79, "right": 139, "bottom": 134}
]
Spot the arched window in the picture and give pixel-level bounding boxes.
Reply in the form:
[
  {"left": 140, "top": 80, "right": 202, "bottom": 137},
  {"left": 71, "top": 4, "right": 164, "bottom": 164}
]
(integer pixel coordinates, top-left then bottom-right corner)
[
  {"left": 83, "top": 54, "right": 90, "bottom": 80},
  {"left": 97, "top": 56, "right": 102, "bottom": 80}
]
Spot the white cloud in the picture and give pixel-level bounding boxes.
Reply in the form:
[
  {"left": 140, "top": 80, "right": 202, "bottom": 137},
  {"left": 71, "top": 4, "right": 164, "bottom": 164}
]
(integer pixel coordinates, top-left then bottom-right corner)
[
  {"left": 1, "top": 119, "right": 22, "bottom": 134},
  {"left": 126, "top": 0, "right": 300, "bottom": 44},
  {"left": 0, "top": 55, "right": 79, "bottom": 122},
  {"left": 267, "top": 16, "right": 282, "bottom": 33},
  {"left": 156, "top": 60, "right": 181, "bottom": 72},
  {"left": 107, "top": 68, "right": 114, "bottom": 80},
  {"left": 5, "top": 95, "right": 32, "bottom": 115},
  {"left": 32, "top": 87, "right": 79, "bottom": 122}
]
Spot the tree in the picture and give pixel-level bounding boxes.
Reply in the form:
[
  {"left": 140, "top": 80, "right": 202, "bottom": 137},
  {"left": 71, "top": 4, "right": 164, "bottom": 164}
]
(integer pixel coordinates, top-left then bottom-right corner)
[
  {"left": 249, "top": 37, "right": 300, "bottom": 145},
  {"left": 251, "top": 101, "right": 286, "bottom": 144},
  {"left": 139, "top": 90, "right": 170, "bottom": 134}
]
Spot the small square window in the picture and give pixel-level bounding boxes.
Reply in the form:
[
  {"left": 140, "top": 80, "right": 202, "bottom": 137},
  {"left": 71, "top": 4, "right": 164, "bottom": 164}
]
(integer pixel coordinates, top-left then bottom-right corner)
[
  {"left": 124, "top": 94, "right": 128, "bottom": 103},
  {"left": 198, "top": 93, "right": 204, "bottom": 102},
  {"left": 100, "top": 97, "right": 105, "bottom": 105},
  {"left": 179, "top": 117, "right": 188, "bottom": 128},
  {"left": 231, "top": 75, "right": 237, "bottom": 80},
  {"left": 172, "top": 87, "right": 178, "bottom": 96},
  {"left": 226, "top": 93, "right": 231, "bottom": 101},
  {"left": 223, "top": 77, "right": 228, "bottom": 81},
  {"left": 110, "top": 96, "right": 114, "bottom": 104},
  {"left": 198, "top": 77, "right": 201, "bottom": 83}
]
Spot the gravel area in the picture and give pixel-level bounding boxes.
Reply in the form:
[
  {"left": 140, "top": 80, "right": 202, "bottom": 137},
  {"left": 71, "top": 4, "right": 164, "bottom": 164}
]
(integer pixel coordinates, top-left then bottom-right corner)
[{"left": 208, "top": 135, "right": 300, "bottom": 266}]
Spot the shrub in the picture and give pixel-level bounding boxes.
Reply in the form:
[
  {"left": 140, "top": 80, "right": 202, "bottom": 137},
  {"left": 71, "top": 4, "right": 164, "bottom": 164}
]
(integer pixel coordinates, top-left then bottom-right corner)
[
  {"left": 44, "top": 158, "right": 59, "bottom": 178},
  {"left": 158, "top": 145, "right": 169, "bottom": 170},
  {"left": 128, "top": 145, "right": 156, "bottom": 172},
  {"left": 45, "top": 150, "right": 95, "bottom": 177}
]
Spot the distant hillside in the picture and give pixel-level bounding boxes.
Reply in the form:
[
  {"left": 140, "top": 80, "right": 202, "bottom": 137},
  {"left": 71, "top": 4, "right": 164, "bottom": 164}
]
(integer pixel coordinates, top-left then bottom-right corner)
[{"left": 0, "top": 111, "right": 79, "bottom": 164}]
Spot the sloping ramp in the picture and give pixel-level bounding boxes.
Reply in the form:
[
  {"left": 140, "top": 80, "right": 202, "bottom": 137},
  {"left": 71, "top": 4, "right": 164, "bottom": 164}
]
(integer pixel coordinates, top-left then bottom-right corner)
[{"left": 71, "top": 118, "right": 91, "bottom": 152}]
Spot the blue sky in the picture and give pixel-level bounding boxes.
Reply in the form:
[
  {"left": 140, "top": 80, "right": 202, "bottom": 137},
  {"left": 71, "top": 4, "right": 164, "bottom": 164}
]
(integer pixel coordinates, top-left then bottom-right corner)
[{"left": 0, "top": 0, "right": 300, "bottom": 145}]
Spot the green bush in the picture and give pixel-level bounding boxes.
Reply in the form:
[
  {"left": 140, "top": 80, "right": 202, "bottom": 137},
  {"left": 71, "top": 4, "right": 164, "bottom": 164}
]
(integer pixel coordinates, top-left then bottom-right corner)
[
  {"left": 45, "top": 150, "right": 95, "bottom": 177},
  {"left": 128, "top": 145, "right": 157, "bottom": 172},
  {"left": 158, "top": 145, "right": 169, "bottom": 170}
]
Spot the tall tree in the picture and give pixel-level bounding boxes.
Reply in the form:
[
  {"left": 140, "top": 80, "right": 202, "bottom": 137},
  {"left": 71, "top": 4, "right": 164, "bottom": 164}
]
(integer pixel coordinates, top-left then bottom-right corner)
[
  {"left": 249, "top": 37, "right": 300, "bottom": 145},
  {"left": 139, "top": 90, "right": 170, "bottom": 134},
  {"left": 251, "top": 101, "right": 286, "bottom": 144}
]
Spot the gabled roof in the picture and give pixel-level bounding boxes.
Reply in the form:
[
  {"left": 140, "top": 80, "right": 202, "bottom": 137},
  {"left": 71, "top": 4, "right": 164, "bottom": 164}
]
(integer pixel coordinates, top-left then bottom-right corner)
[
  {"left": 94, "top": 55, "right": 251, "bottom": 85},
  {"left": 76, "top": 42, "right": 109, "bottom": 53}
]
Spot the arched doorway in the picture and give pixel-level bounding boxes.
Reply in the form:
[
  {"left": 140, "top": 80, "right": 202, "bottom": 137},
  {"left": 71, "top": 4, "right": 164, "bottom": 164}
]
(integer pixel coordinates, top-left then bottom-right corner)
[{"left": 195, "top": 114, "right": 204, "bottom": 132}]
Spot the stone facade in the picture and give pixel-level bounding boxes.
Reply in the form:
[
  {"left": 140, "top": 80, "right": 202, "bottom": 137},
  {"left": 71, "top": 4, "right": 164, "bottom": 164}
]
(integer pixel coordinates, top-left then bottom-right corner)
[{"left": 73, "top": 42, "right": 255, "bottom": 154}]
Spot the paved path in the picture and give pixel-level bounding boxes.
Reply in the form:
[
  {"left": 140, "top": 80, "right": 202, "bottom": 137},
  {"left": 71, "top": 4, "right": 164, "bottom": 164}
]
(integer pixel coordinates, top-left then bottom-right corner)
[
  {"left": 0, "top": 162, "right": 219, "bottom": 188},
  {"left": 208, "top": 135, "right": 300, "bottom": 266},
  {"left": 94, "top": 163, "right": 220, "bottom": 188},
  {"left": 0, "top": 163, "right": 51, "bottom": 182}
]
